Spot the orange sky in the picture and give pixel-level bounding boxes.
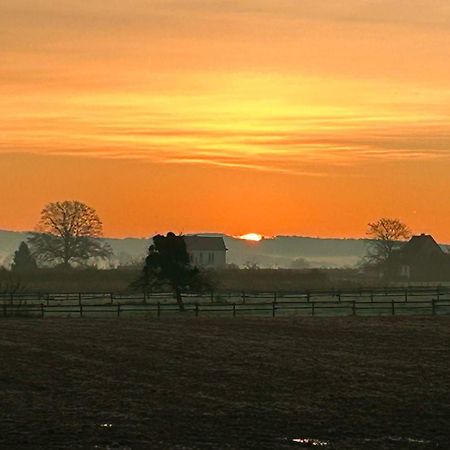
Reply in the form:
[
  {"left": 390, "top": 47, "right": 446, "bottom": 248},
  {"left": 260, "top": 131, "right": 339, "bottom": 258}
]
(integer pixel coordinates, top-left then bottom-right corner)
[{"left": 1, "top": 1, "right": 450, "bottom": 241}]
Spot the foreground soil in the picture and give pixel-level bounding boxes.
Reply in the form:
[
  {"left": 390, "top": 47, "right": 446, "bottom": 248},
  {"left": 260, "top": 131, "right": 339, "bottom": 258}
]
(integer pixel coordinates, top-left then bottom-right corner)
[{"left": 1, "top": 317, "right": 449, "bottom": 450}]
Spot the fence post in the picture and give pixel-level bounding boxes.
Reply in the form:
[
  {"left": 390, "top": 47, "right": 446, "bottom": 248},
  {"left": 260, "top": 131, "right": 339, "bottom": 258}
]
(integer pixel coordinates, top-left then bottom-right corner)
[
  {"left": 79, "top": 303, "right": 83, "bottom": 318},
  {"left": 306, "top": 292, "right": 311, "bottom": 303},
  {"left": 273, "top": 292, "right": 277, "bottom": 303},
  {"left": 432, "top": 299, "right": 436, "bottom": 315},
  {"left": 337, "top": 291, "right": 341, "bottom": 303},
  {"left": 233, "top": 303, "right": 236, "bottom": 318},
  {"left": 143, "top": 291, "right": 147, "bottom": 304},
  {"left": 157, "top": 302, "right": 161, "bottom": 319},
  {"left": 370, "top": 292, "right": 374, "bottom": 303},
  {"left": 210, "top": 291, "right": 214, "bottom": 303},
  {"left": 117, "top": 302, "right": 121, "bottom": 318},
  {"left": 242, "top": 292, "right": 246, "bottom": 304},
  {"left": 40, "top": 303, "right": 45, "bottom": 319},
  {"left": 391, "top": 300, "right": 395, "bottom": 316},
  {"left": 404, "top": 288, "right": 408, "bottom": 302},
  {"left": 195, "top": 303, "right": 199, "bottom": 317},
  {"left": 352, "top": 300, "right": 356, "bottom": 316},
  {"left": 311, "top": 302, "right": 315, "bottom": 317},
  {"left": 78, "top": 293, "right": 82, "bottom": 307},
  {"left": 110, "top": 293, "right": 114, "bottom": 305},
  {"left": 272, "top": 301, "right": 276, "bottom": 318}
]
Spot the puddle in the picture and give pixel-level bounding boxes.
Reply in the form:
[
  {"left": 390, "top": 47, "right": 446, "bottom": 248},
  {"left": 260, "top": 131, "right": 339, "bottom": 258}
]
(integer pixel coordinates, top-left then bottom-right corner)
[
  {"left": 290, "top": 437, "right": 329, "bottom": 447},
  {"left": 93, "top": 446, "right": 131, "bottom": 450},
  {"left": 364, "top": 436, "right": 434, "bottom": 446},
  {"left": 290, "top": 435, "right": 436, "bottom": 447}
]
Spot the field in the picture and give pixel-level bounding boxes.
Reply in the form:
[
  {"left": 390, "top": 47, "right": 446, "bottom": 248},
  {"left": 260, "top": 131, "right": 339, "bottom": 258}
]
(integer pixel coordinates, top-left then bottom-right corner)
[{"left": 1, "top": 317, "right": 449, "bottom": 449}]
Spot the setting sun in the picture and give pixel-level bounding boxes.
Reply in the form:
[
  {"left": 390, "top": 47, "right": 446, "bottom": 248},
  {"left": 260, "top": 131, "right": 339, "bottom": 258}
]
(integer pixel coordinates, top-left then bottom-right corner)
[
  {"left": 1, "top": 0, "right": 450, "bottom": 242},
  {"left": 239, "top": 233, "right": 263, "bottom": 242}
]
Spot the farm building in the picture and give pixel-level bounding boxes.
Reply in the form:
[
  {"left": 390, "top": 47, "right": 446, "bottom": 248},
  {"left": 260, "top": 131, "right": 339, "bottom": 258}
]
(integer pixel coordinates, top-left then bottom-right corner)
[
  {"left": 388, "top": 234, "right": 450, "bottom": 281},
  {"left": 184, "top": 235, "right": 227, "bottom": 269}
]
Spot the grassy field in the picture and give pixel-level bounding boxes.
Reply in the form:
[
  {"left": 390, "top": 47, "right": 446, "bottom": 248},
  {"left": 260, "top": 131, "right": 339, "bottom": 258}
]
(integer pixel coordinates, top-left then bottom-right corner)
[{"left": 1, "top": 317, "right": 449, "bottom": 449}]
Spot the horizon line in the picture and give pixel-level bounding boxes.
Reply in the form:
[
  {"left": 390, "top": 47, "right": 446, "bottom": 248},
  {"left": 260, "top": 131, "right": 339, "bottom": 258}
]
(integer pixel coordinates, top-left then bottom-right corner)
[{"left": 1, "top": 228, "right": 447, "bottom": 244}]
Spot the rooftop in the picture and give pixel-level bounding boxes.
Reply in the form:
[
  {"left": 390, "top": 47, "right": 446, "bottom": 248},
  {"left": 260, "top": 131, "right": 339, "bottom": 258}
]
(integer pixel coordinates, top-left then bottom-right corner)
[
  {"left": 398, "top": 234, "right": 444, "bottom": 260},
  {"left": 184, "top": 235, "right": 227, "bottom": 252}
]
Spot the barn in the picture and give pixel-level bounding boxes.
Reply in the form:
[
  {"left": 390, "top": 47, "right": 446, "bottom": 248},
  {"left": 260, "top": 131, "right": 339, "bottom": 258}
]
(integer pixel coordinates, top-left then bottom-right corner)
[{"left": 389, "top": 234, "right": 450, "bottom": 281}]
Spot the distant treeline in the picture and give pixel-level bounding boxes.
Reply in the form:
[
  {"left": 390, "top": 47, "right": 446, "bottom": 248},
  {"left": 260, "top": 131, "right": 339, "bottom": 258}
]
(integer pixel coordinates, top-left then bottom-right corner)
[{"left": 0, "top": 266, "right": 379, "bottom": 294}]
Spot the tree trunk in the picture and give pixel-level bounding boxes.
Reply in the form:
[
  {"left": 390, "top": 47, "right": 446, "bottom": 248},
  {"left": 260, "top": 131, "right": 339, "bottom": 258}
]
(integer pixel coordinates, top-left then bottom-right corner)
[
  {"left": 63, "top": 236, "right": 71, "bottom": 267},
  {"left": 175, "top": 287, "right": 184, "bottom": 312}
]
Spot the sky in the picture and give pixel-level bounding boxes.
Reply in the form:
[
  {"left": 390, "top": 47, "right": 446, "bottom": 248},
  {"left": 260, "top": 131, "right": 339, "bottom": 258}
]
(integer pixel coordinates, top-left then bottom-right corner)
[{"left": 2, "top": 1, "right": 450, "bottom": 240}]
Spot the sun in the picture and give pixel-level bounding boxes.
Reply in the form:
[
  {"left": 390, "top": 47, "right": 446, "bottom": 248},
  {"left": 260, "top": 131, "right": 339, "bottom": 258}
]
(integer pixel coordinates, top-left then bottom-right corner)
[{"left": 239, "top": 233, "right": 263, "bottom": 242}]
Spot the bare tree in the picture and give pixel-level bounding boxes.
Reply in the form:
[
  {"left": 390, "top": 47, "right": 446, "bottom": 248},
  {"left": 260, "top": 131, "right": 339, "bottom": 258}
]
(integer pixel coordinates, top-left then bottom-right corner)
[
  {"left": 365, "top": 217, "right": 411, "bottom": 266},
  {"left": 28, "top": 200, "right": 112, "bottom": 267}
]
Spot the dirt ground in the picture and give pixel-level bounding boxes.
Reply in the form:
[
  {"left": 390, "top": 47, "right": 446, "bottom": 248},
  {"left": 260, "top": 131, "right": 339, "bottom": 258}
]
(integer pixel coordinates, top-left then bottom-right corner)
[{"left": 1, "top": 317, "right": 449, "bottom": 449}]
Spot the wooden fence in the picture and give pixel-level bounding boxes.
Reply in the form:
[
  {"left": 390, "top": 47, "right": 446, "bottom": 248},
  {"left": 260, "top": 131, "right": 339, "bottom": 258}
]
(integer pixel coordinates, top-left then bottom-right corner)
[
  {"left": 1, "top": 286, "right": 450, "bottom": 319},
  {"left": 1, "top": 285, "right": 449, "bottom": 307}
]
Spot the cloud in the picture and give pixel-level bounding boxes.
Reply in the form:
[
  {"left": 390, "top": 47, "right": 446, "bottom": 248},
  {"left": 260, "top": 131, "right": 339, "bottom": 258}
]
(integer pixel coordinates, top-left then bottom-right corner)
[
  {"left": 1, "top": 1, "right": 450, "bottom": 177},
  {"left": 2, "top": 110, "right": 450, "bottom": 177},
  {"left": 3, "top": 0, "right": 450, "bottom": 89}
]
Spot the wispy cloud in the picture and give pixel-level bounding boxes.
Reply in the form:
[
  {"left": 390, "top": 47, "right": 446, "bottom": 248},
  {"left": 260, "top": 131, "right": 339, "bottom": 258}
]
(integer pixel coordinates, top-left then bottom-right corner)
[
  {"left": 2, "top": 110, "right": 449, "bottom": 176},
  {"left": 2, "top": 1, "right": 450, "bottom": 176}
]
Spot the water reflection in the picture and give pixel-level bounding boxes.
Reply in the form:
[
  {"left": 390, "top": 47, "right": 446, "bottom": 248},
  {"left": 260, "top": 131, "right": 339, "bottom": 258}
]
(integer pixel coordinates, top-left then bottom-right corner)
[
  {"left": 291, "top": 437, "right": 329, "bottom": 447},
  {"left": 364, "top": 436, "right": 434, "bottom": 446}
]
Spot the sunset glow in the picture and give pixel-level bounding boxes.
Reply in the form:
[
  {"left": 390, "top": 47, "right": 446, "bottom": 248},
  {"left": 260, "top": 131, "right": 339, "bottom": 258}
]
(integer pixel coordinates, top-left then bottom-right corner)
[
  {"left": 2, "top": 1, "right": 450, "bottom": 240},
  {"left": 239, "top": 233, "right": 263, "bottom": 242}
]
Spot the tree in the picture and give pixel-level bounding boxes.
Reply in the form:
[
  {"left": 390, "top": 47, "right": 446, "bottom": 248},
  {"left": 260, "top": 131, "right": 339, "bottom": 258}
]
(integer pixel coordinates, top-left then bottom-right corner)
[
  {"left": 28, "top": 200, "right": 112, "bottom": 267},
  {"left": 365, "top": 218, "right": 411, "bottom": 267},
  {"left": 140, "top": 232, "right": 204, "bottom": 311},
  {"left": 11, "top": 242, "right": 38, "bottom": 272}
]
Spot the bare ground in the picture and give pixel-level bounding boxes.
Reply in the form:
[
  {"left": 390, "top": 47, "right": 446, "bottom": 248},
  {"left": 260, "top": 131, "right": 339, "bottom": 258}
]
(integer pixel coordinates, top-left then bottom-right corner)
[{"left": 0, "top": 317, "right": 449, "bottom": 449}]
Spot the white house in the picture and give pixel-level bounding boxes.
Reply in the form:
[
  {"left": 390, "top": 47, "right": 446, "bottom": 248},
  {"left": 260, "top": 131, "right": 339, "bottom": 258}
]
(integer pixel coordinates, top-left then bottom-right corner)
[{"left": 184, "top": 236, "right": 227, "bottom": 269}]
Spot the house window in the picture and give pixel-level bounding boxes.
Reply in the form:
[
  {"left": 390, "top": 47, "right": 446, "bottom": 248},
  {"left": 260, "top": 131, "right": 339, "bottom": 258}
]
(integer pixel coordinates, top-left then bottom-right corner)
[
  {"left": 400, "top": 265, "right": 410, "bottom": 278},
  {"left": 208, "top": 252, "right": 215, "bottom": 264},
  {"left": 199, "top": 253, "right": 203, "bottom": 264}
]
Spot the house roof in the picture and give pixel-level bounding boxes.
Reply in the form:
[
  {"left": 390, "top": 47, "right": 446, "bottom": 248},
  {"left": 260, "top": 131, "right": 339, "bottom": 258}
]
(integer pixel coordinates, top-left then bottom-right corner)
[
  {"left": 397, "top": 234, "right": 444, "bottom": 262},
  {"left": 184, "top": 235, "right": 227, "bottom": 252},
  {"left": 389, "top": 233, "right": 450, "bottom": 280}
]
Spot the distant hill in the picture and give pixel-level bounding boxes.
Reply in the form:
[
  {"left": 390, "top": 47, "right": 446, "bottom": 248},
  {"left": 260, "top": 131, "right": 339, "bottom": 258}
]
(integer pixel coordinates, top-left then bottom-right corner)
[
  {"left": 222, "top": 235, "right": 367, "bottom": 268},
  {"left": 0, "top": 229, "right": 370, "bottom": 269},
  {"left": 0, "top": 230, "right": 149, "bottom": 269},
  {"left": 2, "top": 229, "right": 447, "bottom": 269}
]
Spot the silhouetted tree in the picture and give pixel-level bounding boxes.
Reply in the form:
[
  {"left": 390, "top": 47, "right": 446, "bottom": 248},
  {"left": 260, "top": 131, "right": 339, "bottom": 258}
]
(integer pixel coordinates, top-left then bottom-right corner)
[
  {"left": 11, "top": 242, "right": 37, "bottom": 272},
  {"left": 365, "top": 218, "right": 411, "bottom": 267},
  {"left": 28, "top": 200, "right": 112, "bottom": 267},
  {"left": 141, "top": 232, "right": 204, "bottom": 311}
]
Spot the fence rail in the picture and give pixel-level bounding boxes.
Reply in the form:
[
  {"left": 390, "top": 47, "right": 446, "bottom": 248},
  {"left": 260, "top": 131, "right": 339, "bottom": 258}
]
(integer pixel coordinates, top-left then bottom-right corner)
[
  {"left": 2, "top": 296, "right": 450, "bottom": 319},
  {"left": 1, "top": 286, "right": 449, "bottom": 306}
]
